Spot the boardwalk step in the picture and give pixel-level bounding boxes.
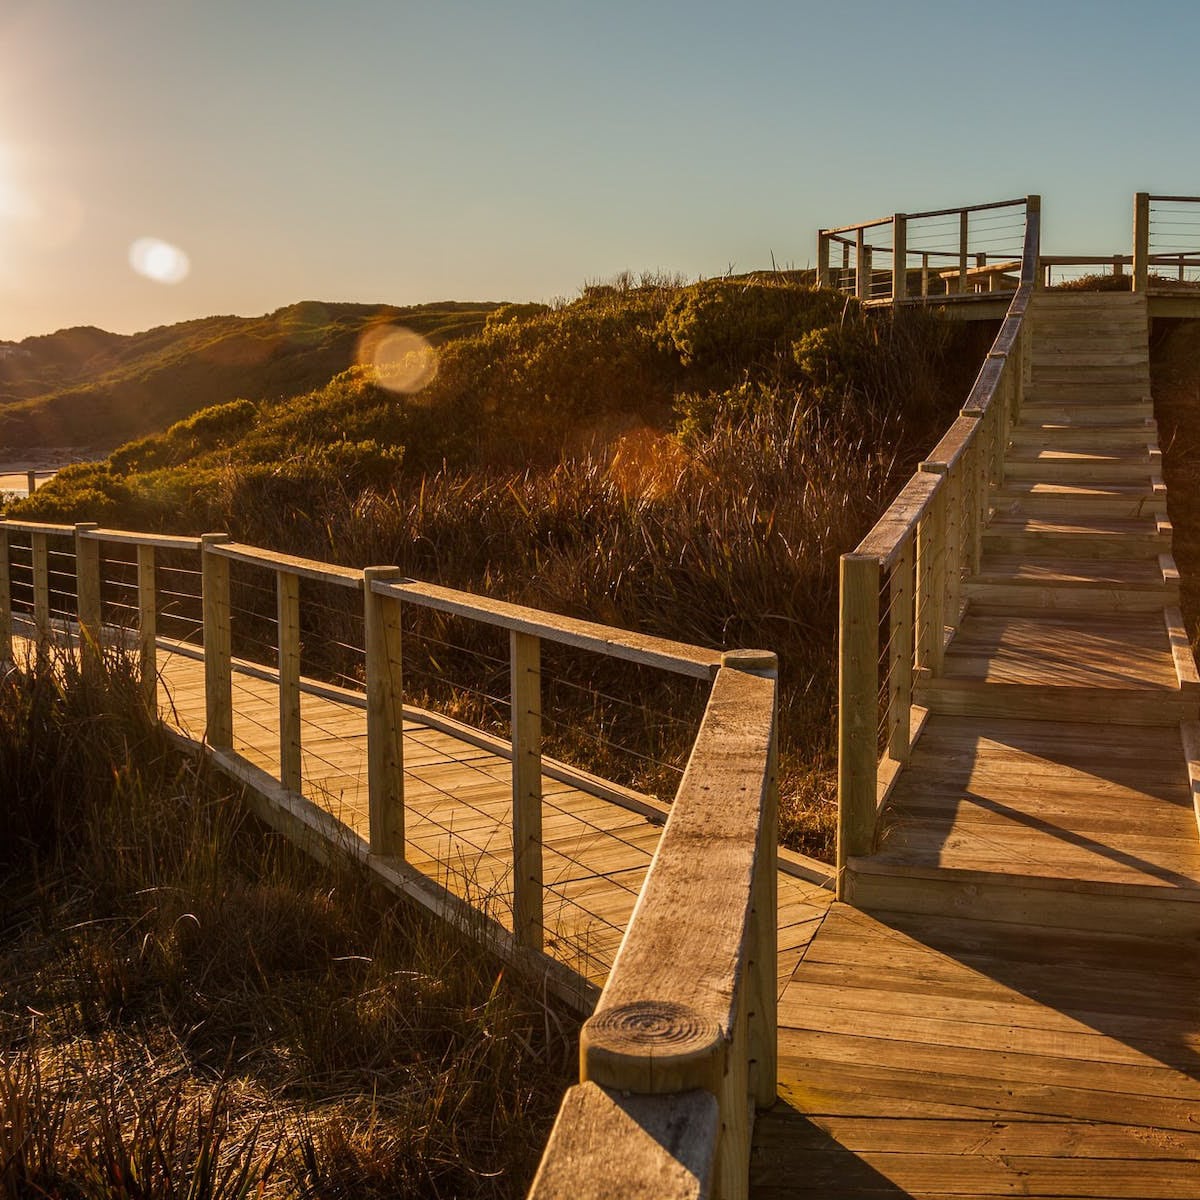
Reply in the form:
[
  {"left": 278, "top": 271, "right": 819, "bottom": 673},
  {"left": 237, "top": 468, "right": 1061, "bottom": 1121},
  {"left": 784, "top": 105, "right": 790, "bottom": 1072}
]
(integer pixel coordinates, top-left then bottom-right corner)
[
  {"left": 916, "top": 679, "right": 1194, "bottom": 724},
  {"left": 993, "top": 480, "right": 1166, "bottom": 518},
  {"left": 1019, "top": 399, "right": 1152, "bottom": 422},
  {"left": 1009, "top": 418, "right": 1157, "bottom": 447},
  {"left": 981, "top": 513, "right": 1170, "bottom": 558},
  {"left": 964, "top": 553, "right": 1179, "bottom": 611},
  {"left": 1003, "top": 457, "right": 1153, "bottom": 482},
  {"left": 845, "top": 858, "right": 1200, "bottom": 937}
]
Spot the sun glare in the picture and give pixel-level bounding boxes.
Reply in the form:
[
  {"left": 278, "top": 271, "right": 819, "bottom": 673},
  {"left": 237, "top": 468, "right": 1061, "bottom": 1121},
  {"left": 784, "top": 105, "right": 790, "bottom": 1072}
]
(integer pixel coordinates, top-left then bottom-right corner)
[
  {"left": 356, "top": 325, "right": 439, "bottom": 395},
  {"left": 129, "top": 236, "right": 190, "bottom": 285}
]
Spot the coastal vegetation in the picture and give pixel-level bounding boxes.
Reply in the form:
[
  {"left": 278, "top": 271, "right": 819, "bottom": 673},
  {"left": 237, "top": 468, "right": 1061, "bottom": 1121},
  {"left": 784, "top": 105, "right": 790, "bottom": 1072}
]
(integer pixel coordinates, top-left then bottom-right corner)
[
  {"left": 10, "top": 276, "right": 996, "bottom": 855},
  {"left": 0, "top": 648, "right": 577, "bottom": 1198}
]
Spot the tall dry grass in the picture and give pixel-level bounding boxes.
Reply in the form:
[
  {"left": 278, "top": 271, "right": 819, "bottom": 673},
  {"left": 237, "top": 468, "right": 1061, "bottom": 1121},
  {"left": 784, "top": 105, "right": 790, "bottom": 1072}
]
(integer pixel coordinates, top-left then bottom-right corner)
[{"left": 0, "top": 649, "right": 577, "bottom": 1199}]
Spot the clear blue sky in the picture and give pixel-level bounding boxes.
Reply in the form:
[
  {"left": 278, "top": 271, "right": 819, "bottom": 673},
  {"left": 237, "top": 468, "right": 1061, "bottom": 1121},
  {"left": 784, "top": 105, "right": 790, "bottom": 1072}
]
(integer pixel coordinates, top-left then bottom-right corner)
[{"left": 0, "top": 0, "right": 1196, "bottom": 340}]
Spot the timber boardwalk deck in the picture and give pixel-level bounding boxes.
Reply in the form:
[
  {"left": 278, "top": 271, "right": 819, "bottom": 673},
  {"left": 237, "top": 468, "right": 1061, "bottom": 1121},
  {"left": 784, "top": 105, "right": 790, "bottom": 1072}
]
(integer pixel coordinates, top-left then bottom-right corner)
[
  {"left": 756, "top": 292, "right": 1200, "bottom": 1196},
  {"left": 142, "top": 637, "right": 832, "bottom": 999}
]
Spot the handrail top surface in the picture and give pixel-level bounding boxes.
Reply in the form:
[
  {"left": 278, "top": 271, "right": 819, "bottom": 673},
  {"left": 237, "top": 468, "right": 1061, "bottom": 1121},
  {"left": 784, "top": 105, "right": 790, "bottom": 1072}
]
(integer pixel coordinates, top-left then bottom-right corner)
[
  {"left": 852, "top": 469, "right": 942, "bottom": 566},
  {"left": 80, "top": 527, "right": 203, "bottom": 551},
  {"left": 580, "top": 664, "right": 775, "bottom": 1091},
  {"left": 376, "top": 577, "right": 723, "bottom": 679},
  {"left": 1, "top": 518, "right": 76, "bottom": 536},
  {"left": 211, "top": 540, "right": 363, "bottom": 588},
  {"left": 821, "top": 197, "right": 1026, "bottom": 241}
]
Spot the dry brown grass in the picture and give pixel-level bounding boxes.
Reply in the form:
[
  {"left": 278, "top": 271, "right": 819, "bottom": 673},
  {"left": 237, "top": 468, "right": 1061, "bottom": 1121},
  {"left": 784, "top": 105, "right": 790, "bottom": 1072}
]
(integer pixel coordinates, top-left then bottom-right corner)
[{"left": 0, "top": 649, "right": 577, "bottom": 1200}]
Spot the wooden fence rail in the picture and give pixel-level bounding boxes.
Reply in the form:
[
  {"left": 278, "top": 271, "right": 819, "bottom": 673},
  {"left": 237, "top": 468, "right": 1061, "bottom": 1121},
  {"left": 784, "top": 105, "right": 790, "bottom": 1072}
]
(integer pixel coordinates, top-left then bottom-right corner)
[{"left": 834, "top": 195, "right": 1040, "bottom": 894}]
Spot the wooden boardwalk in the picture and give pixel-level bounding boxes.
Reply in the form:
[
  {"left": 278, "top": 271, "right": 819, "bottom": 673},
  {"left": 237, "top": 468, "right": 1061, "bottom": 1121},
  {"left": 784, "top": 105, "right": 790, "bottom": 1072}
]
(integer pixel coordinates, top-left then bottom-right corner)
[
  {"left": 755, "top": 292, "right": 1200, "bottom": 1196},
  {"left": 146, "top": 639, "right": 832, "bottom": 999}
]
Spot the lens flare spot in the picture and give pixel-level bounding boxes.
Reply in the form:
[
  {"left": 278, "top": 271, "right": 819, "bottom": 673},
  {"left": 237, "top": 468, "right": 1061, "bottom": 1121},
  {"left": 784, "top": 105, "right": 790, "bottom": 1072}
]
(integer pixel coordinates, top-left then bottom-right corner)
[
  {"left": 129, "top": 237, "right": 190, "bottom": 285},
  {"left": 356, "top": 325, "right": 438, "bottom": 395},
  {"left": 607, "top": 426, "right": 689, "bottom": 501}
]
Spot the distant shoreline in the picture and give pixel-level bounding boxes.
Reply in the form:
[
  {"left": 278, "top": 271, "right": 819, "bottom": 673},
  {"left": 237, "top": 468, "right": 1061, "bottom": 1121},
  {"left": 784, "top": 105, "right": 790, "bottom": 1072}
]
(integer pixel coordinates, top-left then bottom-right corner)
[{"left": 0, "top": 447, "right": 96, "bottom": 495}]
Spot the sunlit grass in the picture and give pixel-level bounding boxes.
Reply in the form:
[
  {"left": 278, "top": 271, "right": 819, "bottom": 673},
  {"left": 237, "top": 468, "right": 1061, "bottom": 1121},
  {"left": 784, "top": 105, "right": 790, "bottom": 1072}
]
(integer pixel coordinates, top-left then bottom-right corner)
[{"left": 0, "top": 649, "right": 577, "bottom": 1199}]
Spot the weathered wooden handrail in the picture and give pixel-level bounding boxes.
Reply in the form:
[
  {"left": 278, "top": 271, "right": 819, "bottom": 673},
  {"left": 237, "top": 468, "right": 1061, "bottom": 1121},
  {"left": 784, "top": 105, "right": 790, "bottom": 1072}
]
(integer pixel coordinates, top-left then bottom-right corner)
[
  {"left": 834, "top": 194, "right": 1040, "bottom": 893},
  {"left": 373, "top": 576, "right": 723, "bottom": 679},
  {"left": 531, "top": 652, "right": 778, "bottom": 1200}
]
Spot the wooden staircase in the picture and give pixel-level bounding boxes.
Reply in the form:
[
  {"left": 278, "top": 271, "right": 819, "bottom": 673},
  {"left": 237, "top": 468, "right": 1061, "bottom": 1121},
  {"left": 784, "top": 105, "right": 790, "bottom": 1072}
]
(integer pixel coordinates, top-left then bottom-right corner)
[{"left": 845, "top": 291, "right": 1200, "bottom": 935}]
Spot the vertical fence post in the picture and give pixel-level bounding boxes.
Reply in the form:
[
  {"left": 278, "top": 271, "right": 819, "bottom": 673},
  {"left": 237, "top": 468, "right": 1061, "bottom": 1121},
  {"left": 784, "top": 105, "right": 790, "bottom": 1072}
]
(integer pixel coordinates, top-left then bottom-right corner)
[
  {"left": 892, "top": 213, "right": 907, "bottom": 303},
  {"left": 837, "top": 552, "right": 880, "bottom": 893},
  {"left": 1133, "top": 192, "right": 1150, "bottom": 293},
  {"left": 201, "top": 532, "right": 232, "bottom": 750},
  {"left": 364, "top": 566, "right": 406, "bottom": 857},
  {"left": 960, "top": 206, "right": 969, "bottom": 290},
  {"left": 915, "top": 470, "right": 947, "bottom": 676},
  {"left": 137, "top": 543, "right": 157, "bottom": 708},
  {"left": 31, "top": 531, "right": 49, "bottom": 645},
  {"left": 816, "top": 231, "right": 830, "bottom": 290},
  {"left": 277, "top": 568, "right": 302, "bottom": 794},
  {"left": 944, "top": 466, "right": 963, "bottom": 628},
  {"left": 0, "top": 522, "right": 9, "bottom": 663},
  {"left": 887, "top": 540, "right": 914, "bottom": 763},
  {"left": 855, "top": 227, "right": 868, "bottom": 300},
  {"left": 721, "top": 648, "right": 779, "bottom": 1112},
  {"left": 511, "top": 630, "right": 543, "bottom": 950},
  {"left": 1025, "top": 194, "right": 1042, "bottom": 291},
  {"left": 25, "top": 471, "right": 36, "bottom": 496},
  {"left": 74, "top": 523, "right": 101, "bottom": 673}
]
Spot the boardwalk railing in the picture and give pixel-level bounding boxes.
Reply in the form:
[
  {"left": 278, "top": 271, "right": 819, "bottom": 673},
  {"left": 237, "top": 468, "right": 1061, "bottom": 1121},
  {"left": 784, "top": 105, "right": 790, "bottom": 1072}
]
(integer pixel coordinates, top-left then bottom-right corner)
[
  {"left": 817, "top": 196, "right": 1032, "bottom": 304},
  {"left": 0, "top": 517, "right": 779, "bottom": 1200},
  {"left": 1134, "top": 193, "right": 1200, "bottom": 290},
  {"left": 1018, "top": 196, "right": 1200, "bottom": 290},
  {"left": 531, "top": 651, "right": 779, "bottom": 1200},
  {"left": 834, "top": 195, "right": 1041, "bottom": 894}
]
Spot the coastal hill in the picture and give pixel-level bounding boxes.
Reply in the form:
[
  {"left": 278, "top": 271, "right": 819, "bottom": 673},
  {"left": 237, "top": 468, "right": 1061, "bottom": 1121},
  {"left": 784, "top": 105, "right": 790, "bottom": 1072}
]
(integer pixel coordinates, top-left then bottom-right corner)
[{"left": 0, "top": 299, "right": 501, "bottom": 451}]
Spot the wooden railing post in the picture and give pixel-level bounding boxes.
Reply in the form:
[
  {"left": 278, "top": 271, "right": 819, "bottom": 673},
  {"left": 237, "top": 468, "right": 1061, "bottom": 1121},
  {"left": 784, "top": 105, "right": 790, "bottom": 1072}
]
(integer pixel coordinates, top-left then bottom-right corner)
[
  {"left": 75, "top": 523, "right": 101, "bottom": 673},
  {"left": 921, "top": 252, "right": 930, "bottom": 297},
  {"left": 915, "top": 468, "right": 947, "bottom": 676},
  {"left": 855, "top": 227, "right": 869, "bottom": 299},
  {"left": 137, "top": 544, "right": 157, "bottom": 707},
  {"left": 887, "top": 540, "right": 914, "bottom": 763},
  {"left": 201, "top": 532, "right": 232, "bottom": 750},
  {"left": 721, "top": 648, "right": 779, "bottom": 1113},
  {"left": 31, "top": 530, "right": 49, "bottom": 645},
  {"left": 958, "top": 208, "right": 969, "bottom": 292},
  {"left": 511, "top": 629, "right": 543, "bottom": 950},
  {"left": 943, "top": 465, "right": 963, "bottom": 627},
  {"left": 892, "top": 213, "right": 908, "bottom": 302},
  {"left": 1133, "top": 192, "right": 1150, "bottom": 293},
  {"left": 816, "top": 231, "right": 831, "bottom": 290},
  {"left": 837, "top": 552, "right": 880, "bottom": 892},
  {"left": 1026, "top": 194, "right": 1042, "bottom": 290},
  {"left": 25, "top": 471, "right": 35, "bottom": 496},
  {"left": 277, "top": 568, "right": 302, "bottom": 794},
  {"left": 0, "top": 521, "right": 11, "bottom": 664},
  {"left": 364, "top": 566, "right": 406, "bottom": 857}
]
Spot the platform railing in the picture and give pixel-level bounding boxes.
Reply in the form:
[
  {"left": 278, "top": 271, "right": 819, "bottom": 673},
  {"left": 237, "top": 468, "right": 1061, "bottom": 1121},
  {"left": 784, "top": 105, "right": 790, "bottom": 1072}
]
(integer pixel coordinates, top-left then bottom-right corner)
[
  {"left": 834, "top": 195, "right": 1040, "bottom": 895},
  {"left": 818, "top": 196, "right": 1031, "bottom": 304},
  {"left": 1134, "top": 193, "right": 1200, "bottom": 291}
]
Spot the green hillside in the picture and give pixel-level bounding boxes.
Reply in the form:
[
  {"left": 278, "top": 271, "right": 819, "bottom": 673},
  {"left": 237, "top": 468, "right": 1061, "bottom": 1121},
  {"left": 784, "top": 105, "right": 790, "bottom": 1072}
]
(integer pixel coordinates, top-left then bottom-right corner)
[{"left": 0, "top": 299, "right": 501, "bottom": 450}]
